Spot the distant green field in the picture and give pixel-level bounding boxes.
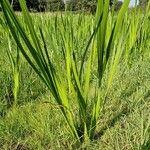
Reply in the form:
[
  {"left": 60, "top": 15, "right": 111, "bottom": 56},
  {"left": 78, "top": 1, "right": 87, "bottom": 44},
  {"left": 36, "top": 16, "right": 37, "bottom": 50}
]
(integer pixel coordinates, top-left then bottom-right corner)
[{"left": 0, "top": 0, "right": 150, "bottom": 149}]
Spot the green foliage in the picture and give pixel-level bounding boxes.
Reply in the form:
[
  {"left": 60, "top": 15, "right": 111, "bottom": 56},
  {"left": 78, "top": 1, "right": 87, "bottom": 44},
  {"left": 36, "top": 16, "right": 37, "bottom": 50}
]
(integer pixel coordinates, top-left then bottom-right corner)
[
  {"left": 9, "top": 0, "right": 42, "bottom": 11},
  {"left": 0, "top": 0, "right": 150, "bottom": 148},
  {"left": 8, "top": 0, "right": 125, "bottom": 12},
  {"left": 139, "top": 0, "right": 148, "bottom": 6},
  {"left": 0, "top": 0, "right": 131, "bottom": 144},
  {"left": 9, "top": 0, "right": 96, "bottom": 12}
]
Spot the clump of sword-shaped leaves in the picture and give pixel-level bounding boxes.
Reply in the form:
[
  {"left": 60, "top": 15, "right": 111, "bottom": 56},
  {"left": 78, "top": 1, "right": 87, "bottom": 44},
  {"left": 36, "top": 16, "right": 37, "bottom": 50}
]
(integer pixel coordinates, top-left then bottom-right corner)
[{"left": 0, "top": 0, "right": 130, "bottom": 143}]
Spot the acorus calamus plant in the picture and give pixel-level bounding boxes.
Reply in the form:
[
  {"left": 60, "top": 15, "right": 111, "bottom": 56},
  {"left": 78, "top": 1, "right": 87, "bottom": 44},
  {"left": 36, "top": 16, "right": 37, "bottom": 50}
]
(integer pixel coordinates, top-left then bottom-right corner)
[{"left": 0, "top": 0, "right": 130, "bottom": 144}]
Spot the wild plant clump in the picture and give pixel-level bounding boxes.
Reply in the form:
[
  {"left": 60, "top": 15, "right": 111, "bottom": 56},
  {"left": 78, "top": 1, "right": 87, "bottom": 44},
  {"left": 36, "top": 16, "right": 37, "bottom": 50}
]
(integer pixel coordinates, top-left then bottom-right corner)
[{"left": 0, "top": 0, "right": 149, "bottom": 147}]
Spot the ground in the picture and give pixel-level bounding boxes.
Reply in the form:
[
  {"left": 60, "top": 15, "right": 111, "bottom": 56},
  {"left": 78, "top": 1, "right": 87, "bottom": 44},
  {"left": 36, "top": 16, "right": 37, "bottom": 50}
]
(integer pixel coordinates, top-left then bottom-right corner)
[{"left": 0, "top": 11, "right": 150, "bottom": 149}]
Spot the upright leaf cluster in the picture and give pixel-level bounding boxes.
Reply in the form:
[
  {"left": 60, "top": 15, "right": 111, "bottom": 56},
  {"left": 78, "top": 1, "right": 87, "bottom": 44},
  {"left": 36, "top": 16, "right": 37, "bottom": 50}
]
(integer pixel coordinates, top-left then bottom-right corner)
[{"left": 1, "top": 0, "right": 149, "bottom": 146}]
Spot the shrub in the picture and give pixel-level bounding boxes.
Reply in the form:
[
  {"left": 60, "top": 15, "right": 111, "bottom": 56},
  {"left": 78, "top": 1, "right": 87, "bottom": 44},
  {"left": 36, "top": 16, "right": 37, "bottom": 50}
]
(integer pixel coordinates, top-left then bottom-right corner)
[
  {"left": 9, "top": 0, "right": 46, "bottom": 11},
  {"left": 8, "top": 0, "right": 96, "bottom": 12},
  {"left": 8, "top": 0, "right": 125, "bottom": 12}
]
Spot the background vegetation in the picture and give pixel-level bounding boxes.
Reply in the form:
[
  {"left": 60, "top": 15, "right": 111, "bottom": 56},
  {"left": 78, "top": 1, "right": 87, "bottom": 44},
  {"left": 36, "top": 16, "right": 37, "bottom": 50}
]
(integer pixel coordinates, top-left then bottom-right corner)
[{"left": 7, "top": 0, "right": 148, "bottom": 12}]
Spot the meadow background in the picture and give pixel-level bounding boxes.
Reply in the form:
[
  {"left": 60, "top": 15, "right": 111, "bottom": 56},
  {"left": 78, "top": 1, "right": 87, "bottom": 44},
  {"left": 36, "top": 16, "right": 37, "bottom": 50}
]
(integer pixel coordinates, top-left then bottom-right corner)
[{"left": 0, "top": 0, "right": 150, "bottom": 149}]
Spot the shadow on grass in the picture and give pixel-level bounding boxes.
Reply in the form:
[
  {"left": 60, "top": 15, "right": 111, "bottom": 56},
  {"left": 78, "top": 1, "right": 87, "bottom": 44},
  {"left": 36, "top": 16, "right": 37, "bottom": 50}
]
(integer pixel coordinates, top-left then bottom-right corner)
[
  {"left": 140, "top": 139, "right": 150, "bottom": 150},
  {"left": 94, "top": 88, "right": 150, "bottom": 141},
  {"left": 94, "top": 105, "right": 129, "bottom": 140}
]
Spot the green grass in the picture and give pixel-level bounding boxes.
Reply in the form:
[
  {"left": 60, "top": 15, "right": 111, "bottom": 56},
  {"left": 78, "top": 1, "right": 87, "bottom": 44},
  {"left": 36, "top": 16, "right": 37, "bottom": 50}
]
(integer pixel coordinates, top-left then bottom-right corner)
[
  {"left": 0, "top": 0, "right": 150, "bottom": 149},
  {"left": 0, "top": 42, "right": 150, "bottom": 149}
]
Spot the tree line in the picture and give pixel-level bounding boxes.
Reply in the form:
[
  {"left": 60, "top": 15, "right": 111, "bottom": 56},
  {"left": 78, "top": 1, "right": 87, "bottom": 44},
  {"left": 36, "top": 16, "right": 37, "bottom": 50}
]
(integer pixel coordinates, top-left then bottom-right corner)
[
  {"left": 2, "top": 0, "right": 149, "bottom": 12},
  {"left": 8, "top": 0, "right": 97, "bottom": 12}
]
